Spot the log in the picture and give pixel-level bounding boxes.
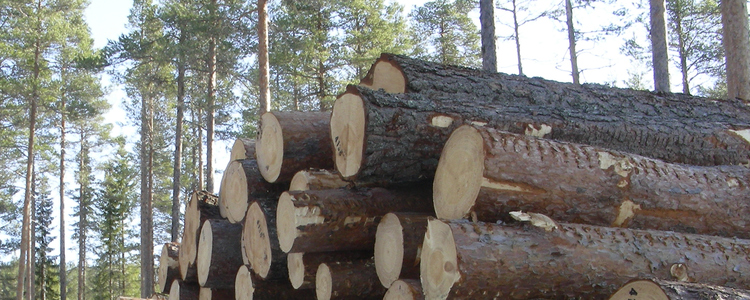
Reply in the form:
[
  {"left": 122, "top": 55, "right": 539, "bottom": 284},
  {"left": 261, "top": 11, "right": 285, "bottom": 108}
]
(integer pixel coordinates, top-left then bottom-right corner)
[
  {"left": 242, "top": 200, "right": 287, "bottom": 280},
  {"left": 289, "top": 169, "right": 349, "bottom": 191},
  {"left": 287, "top": 252, "right": 373, "bottom": 290},
  {"left": 256, "top": 111, "right": 333, "bottom": 183},
  {"left": 359, "top": 53, "right": 750, "bottom": 166},
  {"left": 196, "top": 219, "right": 244, "bottom": 288},
  {"left": 610, "top": 278, "right": 750, "bottom": 300},
  {"left": 315, "top": 258, "right": 387, "bottom": 300},
  {"left": 434, "top": 125, "right": 750, "bottom": 239},
  {"left": 276, "top": 186, "right": 433, "bottom": 253},
  {"left": 169, "top": 279, "right": 199, "bottom": 300},
  {"left": 198, "top": 288, "right": 234, "bottom": 300},
  {"left": 374, "top": 213, "right": 431, "bottom": 288},
  {"left": 231, "top": 138, "right": 255, "bottom": 161},
  {"left": 234, "top": 265, "right": 315, "bottom": 300},
  {"left": 158, "top": 242, "right": 180, "bottom": 294},
  {"left": 420, "top": 218, "right": 750, "bottom": 300},
  {"left": 218, "top": 159, "right": 286, "bottom": 224},
  {"left": 384, "top": 280, "right": 424, "bottom": 300},
  {"left": 180, "top": 191, "right": 221, "bottom": 282}
]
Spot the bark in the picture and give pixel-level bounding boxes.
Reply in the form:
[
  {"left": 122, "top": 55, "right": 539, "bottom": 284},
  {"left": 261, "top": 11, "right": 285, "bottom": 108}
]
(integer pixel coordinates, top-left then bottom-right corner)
[
  {"left": 172, "top": 33, "right": 186, "bottom": 242},
  {"left": 235, "top": 265, "right": 316, "bottom": 300},
  {"left": 59, "top": 84, "right": 67, "bottom": 300},
  {"left": 277, "top": 186, "right": 433, "bottom": 253},
  {"left": 721, "top": 0, "right": 750, "bottom": 101},
  {"left": 650, "top": 0, "right": 670, "bottom": 92},
  {"left": 158, "top": 243, "right": 181, "bottom": 294},
  {"left": 289, "top": 169, "right": 349, "bottom": 192},
  {"left": 420, "top": 219, "right": 750, "bottom": 300},
  {"left": 316, "top": 258, "right": 386, "bottom": 300},
  {"left": 179, "top": 191, "right": 221, "bottom": 282},
  {"left": 479, "top": 0, "right": 497, "bottom": 72},
  {"left": 218, "top": 159, "right": 286, "bottom": 223},
  {"left": 287, "top": 252, "right": 373, "bottom": 290},
  {"left": 611, "top": 278, "right": 750, "bottom": 300},
  {"left": 196, "top": 219, "right": 243, "bottom": 288},
  {"left": 374, "top": 213, "right": 431, "bottom": 288},
  {"left": 358, "top": 54, "right": 750, "bottom": 166},
  {"left": 384, "top": 280, "right": 423, "bottom": 300},
  {"left": 198, "top": 288, "right": 234, "bottom": 300},
  {"left": 78, "top": 133, "right": 88, "bottom": 300},
  {"left": 673, "top": 2, "right": 691, "bottom": 94},
  {"left": 511, "top": 0, "right": 523, "bottom": 76},
  {"left": 435, "top": 125, "right": 750, "bottom": 239},
  {"left": 206, "top": 0, "right": 217, "bottom": 193},
  {"left": 169, "top": 280, "right": 199, "bottom": 300},
  {"left": 565, "top": 0, "right": 580, "bottom": 84},
  {"left": 141, "top": 89, "right": 154, "bottom": 298},
  {"left": 242, "top": 200, "right": 287, "bottom": 280},
  {"left": 258, "top": 0, "right": 270, "bottom": 115},
  {"left": 256, "top": 111, "right": 333, "bottom": 183},
  {"left": 230, "top": 138, "right": 255, "bottom": 161}
]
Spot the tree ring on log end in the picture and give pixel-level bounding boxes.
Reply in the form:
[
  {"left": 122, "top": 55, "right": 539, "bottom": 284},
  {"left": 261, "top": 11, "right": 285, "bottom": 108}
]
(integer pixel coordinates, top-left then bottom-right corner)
[
  {"left": 257, "top": 112, "right": 284, "bottom": 183},
  {"left": 235, "top": 265, "right": 254, "bottom": 300},
  {"left": 420, "top": 219, "right": 459, "bottom": 300},
  {"left": 231, "top": 138, "right": 251, "bottom": 160},
  {"left": 375, "top": 213, "right": 405, "bottom": 288},
  {"left": 159, "top": 244, "right": 177, "bottom": 291},
  {"left": 196, "top": 220, "right": 214, "bottom": 286},
  {"left": 245, "top": 202, "right": 273, "bottom": 278},
  {"left": 609, "top": 280, "right": 668, "bottom": 300},
  {"left": 198, "top": 288, "right": 210, "bottom": 300},
  {"left": 330, "top": 92, "right": 366, "bottom": 179},
  {"left": 290, "top": 170, "right": 312, "bottom": 191},
  {"left": 220, "top": 160, "right": 249, "bottom": 223},
  {"left": 287, "top": 252, "right": 305, "bottom": 289},
  {"left": 433, "top": 125, "right": 485, "bottom": 220},
  {"left": 277, "top": 192, "right": 296, "bottom": 253},
  {"left": 360, "top": 59, "right": 407, "bottom": 94},
  {"left": 168, "top": 279, "right": 180, "bottom": 300},
  {"left": 316, "top": 263, "right": 333, "bottom": 300},
  {"left": 180, "top": 194, "right": 200, "bottom": 279},
  {"left": 384, "top": 280, "right": 418, "bottom": 300}
]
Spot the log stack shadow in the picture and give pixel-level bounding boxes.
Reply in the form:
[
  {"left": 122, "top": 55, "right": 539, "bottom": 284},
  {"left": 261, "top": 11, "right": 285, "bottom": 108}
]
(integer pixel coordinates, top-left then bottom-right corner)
[{"left": 158, "top": 54, "right": 750, "bottom": 300}]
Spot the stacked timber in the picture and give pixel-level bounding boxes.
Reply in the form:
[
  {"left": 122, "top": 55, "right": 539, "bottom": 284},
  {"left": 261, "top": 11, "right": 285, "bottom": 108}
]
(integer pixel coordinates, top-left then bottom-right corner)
[{"left": 156, "top": 54, "right": 750, "bottom": 300}]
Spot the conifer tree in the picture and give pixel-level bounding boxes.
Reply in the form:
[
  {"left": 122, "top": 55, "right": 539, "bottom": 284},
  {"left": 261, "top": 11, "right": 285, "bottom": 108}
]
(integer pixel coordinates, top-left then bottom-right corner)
[{"left": 409, "top": 0, "right": 481, "bottom": 67}]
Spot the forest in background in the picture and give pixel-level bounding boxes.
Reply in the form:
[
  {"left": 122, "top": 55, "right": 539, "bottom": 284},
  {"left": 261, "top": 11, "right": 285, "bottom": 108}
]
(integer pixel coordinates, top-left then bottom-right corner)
[{"left": 0, "top": 0, "right": 737, "bottom": 299}]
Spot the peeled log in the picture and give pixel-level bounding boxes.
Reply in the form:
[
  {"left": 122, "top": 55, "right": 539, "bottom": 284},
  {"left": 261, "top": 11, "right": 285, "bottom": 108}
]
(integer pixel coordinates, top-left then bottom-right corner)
[
  {"left": 198, "top": 288, "right": 234, "bottom": 300},
  {"left": 287, "top": 252, "right": 373, "bottom": 290},
  {"left": 360, "top": 53, "right": 750, "bottom": 166},
  {"left": 242, "top": 200, "right": 287, "bottom": 280},
  {"left": 235, "top": 265, "right": 315, "bottom": 300},
  {"left": 316, "top": 258, "right": 386, "bottom": 300},
  {"left": 196, "top": 219, "right": 243, "bottom": 288},
  {"left": 420, "top": 218, "right": 750, "bottom": 300},
  {"left": 169, "top": 280, "right": 199, "bottom": 300},
  {"left": 434, "top": 125, "right": 750, "bottom": 239},
  {"left": 276, "top": 186, "right": 433, "bottom": 253},
  {"left": 158, "top": 242, "right": 180, "bottom": 293},
  {"left": 375, "top": 213, "right": 431, "bottom": 288},
  {"left": 231, "top": 138, "right": 255, "bottom": 161},
  {"left": 256, "top": 111, "right": 333, "bottom": 183},
  {"left": 610, "top": 278, "right": 750, "bottom": 300},
  {"left": 219, "top": 159, "right": 286, "bottom": 224},
  {"left": 384, "top": 280, "right": 424, "bottom": 300},
  {"left": 180, "top": 191, "right": 221, "bottom": 282},
  {"left": 290, "top": 169, "right": 349, "bottom": 191}
]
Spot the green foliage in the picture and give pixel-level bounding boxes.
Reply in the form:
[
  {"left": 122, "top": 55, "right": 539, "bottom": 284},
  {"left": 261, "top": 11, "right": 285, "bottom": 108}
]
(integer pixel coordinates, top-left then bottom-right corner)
[
  {"left": 409, "top": 0, "right": 481, "bottom": 67},
  {"left": 34, "top": 176, "right": 59, "bottom": 300}
]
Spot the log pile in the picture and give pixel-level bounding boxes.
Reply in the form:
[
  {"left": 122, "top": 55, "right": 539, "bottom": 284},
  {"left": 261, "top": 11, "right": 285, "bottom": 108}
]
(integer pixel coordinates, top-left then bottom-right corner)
[{"left": 158, "top": 54, "right": 750, "bottom": 300}]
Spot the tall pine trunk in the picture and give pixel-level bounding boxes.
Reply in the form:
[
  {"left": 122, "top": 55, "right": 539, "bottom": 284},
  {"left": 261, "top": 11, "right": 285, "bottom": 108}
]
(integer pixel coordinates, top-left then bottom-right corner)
[
  {"left": 205, "top": 0, "right": 217, "bottom": 193},
  {"left": 140, "top": 90, "right": 154, "bottom": 298},
  {"left": 77, "top": 132, "right": 88, "bottom": 300},
  {"left": 721, "top": 0, "right": 750, "bottom": 101},
  {"left": 258, "top": 0, "right": 270, "bottom": 115},
  {"left": 59, "top": 88, "right": 67, "bottom": 300},
  {"left": 565, "top": 0, "right": 580, "bottom": 84},
  {"left": 479, "top": 0, "right": 497, "bottom": 72},
  {"left": 672, "top": 1, "right": 690, "bottom": 94},
  {"left": 511, "top": 0, "right": 523, "bottom": 75},
  {"left": 650, "top": 0, "right": 670, "bottom": 92},
  {"left": 172, "top": 31, "right": 186, "bottom": 242}
]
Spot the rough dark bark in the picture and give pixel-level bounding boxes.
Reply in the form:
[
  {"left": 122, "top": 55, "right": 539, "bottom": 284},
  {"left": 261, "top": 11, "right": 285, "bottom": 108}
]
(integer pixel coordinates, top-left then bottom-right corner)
[
  {"left": 287, "top": 252, "right": 373, "bottom": 290},
  {"left": 180, "top": 191, "right": 222, "bottom": 282},
  {"left": 384, "top": 280, "right": 423, "bottom": 300},
  {"left": 218, "top": 159, "right": 286, "bottom": 223},
  {"left": 358, "top": 54, "right": 750, "bottom": 166},
  {"left": 169, "top": 280, "right": 200, "bottom": 300},
  {"left": 721, "top": 0, "right": 750, "bottom": 101},
  {"left": 316, "top": 258, "right": 386, "bottom": 300},
  {"left": 420, "top": 219, "right": 750, "bottom": 300},
  {"left": 374, "top": 213, "right": 431, "bottom": 288},
  {"left": 277, "top": 186, "right": 432, "bottom": 253},
  {"left": 59, "top": 91, "right": 67, "bottom": 300},
  {"left": 650, "top": 0, "right": 670, "bottom": 92},
  {"left": 435, "top": 125, "right": 750, "bottom": 239},
  {"left": 258, "top": 0, "right": 270, "bottom": 115},
  {"left": 205, "top": 0, "right": 217, "bottom": 193},
  {"left": 235, "top": 265, "right": 315, "bottom": 300},
  {"left": 172, "top": 34, "right": 186, "bottom": 242},
  {"left": 611, "top": 278, "right": 750, "bottom": 300},
  {"left": 196, "top": 219, "right": 244, "bottom": 288},
  {"left": 256, "top": 111, "right": 333, "bottom": 183},
  {"left": 230, "top": 138, "right": 255, "bottom": 161},
  {"left": 158, "top": 243, "right": 181, "bottom": 294},
  {"left": 243, "top": 200, "right": 287, "bottom": 280},
  {"left": 479, "top": 0, "right": 497, "bottom": 72}
]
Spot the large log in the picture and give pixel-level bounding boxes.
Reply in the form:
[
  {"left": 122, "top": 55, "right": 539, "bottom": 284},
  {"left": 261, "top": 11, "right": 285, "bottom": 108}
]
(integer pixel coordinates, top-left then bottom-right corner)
[
  {"left": 610, "top": 278, "right": 750, "bottom": 300},
  {"left": 196, "top": 219, "right": 244, "bottom": 288},
  {"left": 276, "top": 186, "right": 433, "bottom": 253},
  {"left": 287, "top": 252, "right": 373, "bottom": 290},
  {"left": 420, "top": 218, "right": 750, "bottom": 300},
  {"left": 315, "top": 258, "right": 387, "bottom": 300},
  {"left": 384, "top": 280, "right": 424, "bottom": 300},
  {"left": 359, "top": 53, "right": 750, "bottom": 166},
  {"left": 234, "top": 265, "right": 315, "bottom": 300},
  {"left": 158, "top": 242, "right": 180, "bottom": 294},
  {"left": 230, "top": 138, "right": 255, "bottom": 161},
  {"left": 289, "top": 169, "right": 349, "bottom": 191},
  {"left": 169, "top": 279, "right": 199, "bottom": 300},
  {"left": 180, "top": 191, "right": 221, "bottom": 282},
  {"left": 374, "top": 213, "right": 431, "bottom": 288},
  {"left": 434, "top": 125, "right": 750, "bottom": 239},
  {"left": 256, "top": 111, "right": 333, "bottom": 183},
  {"left": 242, "top": 200, "right": 286, "bottom": 280},
  {"left": 198, "top": 288, "right": 234, "bottom": 300},
  {"left": 218, "top": 159, "right": 286, "bottom": 224}
]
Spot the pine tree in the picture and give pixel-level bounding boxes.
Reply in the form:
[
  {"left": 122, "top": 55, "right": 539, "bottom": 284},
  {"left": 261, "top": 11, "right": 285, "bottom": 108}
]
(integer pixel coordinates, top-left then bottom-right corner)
[
  {"left": 34, "top": 176, "right": 59, "bottom": 300},
  {"left": 409, "top": 0, "right": 481, "bottom": 68}
]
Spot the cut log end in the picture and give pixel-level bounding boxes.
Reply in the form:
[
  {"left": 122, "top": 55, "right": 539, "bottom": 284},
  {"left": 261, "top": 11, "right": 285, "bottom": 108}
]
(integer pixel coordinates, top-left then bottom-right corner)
[
  {"left": 375, "top": 213, "right": 405, "bottom": 288},
  {"left": 315, "top": 263, "right": 333, "bottom": 300},
  {"left": 219, "top": 160, "right": 249, "bottom": 223},
  {"left": 276, "top": 192, "right": 296, "bottom": 253},
  {"left": 384, "top": 280, "right": 423, "bottom": 300},
  {"left": 433, "top": 125, "right": 484, "bottom": 220},
  {"left": 158, "top": 243, "right": 180, "bottom": 293},
  {"left": 287, "top": 253, "right": 305, "bottom": 289},
  {"left": 245, "top": 202, "right": 273, "bottom": 278},
  {"left": 420, "top": 219, "right": 459, "bottom": 300},
  {"left": 360, "top": 55, "right": 407, "bottom": 94},
  {"left": 290, "top": 169, "right": 348, "bottom": 192},
  {"left": 330, "top": 91, "right": 366, "bottom": 179},
  {"left": 169, "top": 280, "right": 199, "bottom": 300},
  {"left": 609, "top": 280, "right": 669, "bottom": 300},
  {"left": 196, "top": 221, "right": 214, "bottom": 286},
  {"left": 234, "top": 265, "right": 254, "bottom": 300},
  {"left": 231, "top": 138, "right": 255, "bottom": 161},
  {"left": 257, "top": 112, "right": 284, "bottom": 183}
]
